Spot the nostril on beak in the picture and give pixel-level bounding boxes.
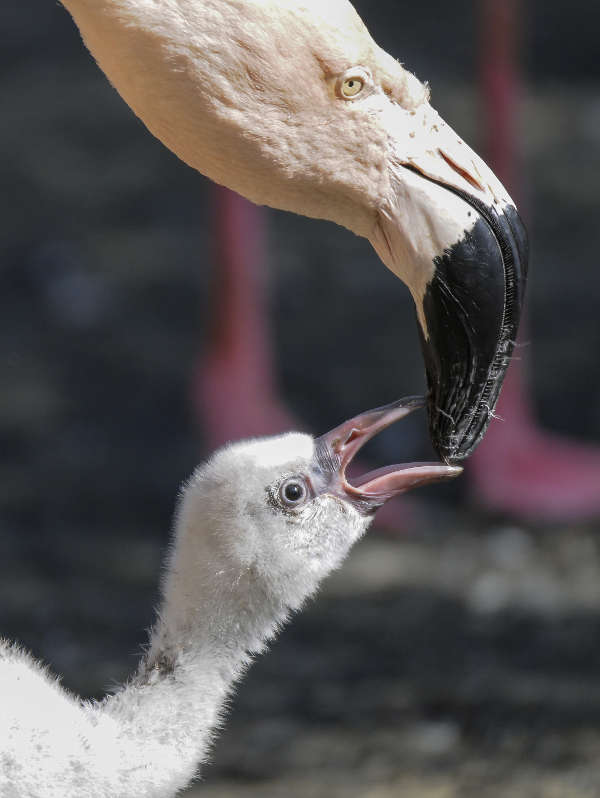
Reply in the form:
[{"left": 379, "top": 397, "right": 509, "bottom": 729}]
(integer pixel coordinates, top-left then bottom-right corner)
[{"left": 438, "top": 150, "right": 484, "bottom": 192}]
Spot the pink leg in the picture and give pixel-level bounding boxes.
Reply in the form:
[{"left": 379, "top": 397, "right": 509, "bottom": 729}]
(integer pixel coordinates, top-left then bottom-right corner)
[
  {"left": 192, "top": 187, "right": 296, "bottom": 450},
  {"left": 470, "top": 364, "right": 600, "bottom": 522},
  {"left": 468, "top": 0, "right": 600, "bottom": 521}
]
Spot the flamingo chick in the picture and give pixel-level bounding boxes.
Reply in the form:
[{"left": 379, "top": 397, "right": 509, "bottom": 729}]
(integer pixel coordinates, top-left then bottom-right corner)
[{"left": 0, "top": 398, "right": 460, "bottom": 797}]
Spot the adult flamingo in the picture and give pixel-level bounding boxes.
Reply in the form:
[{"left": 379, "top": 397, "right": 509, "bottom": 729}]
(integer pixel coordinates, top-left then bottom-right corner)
[{"left": 60, "top": 0, "right": 528, "bottom": 463}]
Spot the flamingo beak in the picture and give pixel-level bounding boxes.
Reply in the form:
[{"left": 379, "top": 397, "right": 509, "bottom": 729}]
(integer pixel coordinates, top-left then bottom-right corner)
[
  {"left": 312, "top": 396, "right": 462, "bottom": 515},
  {"left": 371, "top": 103, "right": 529, "bottom": 462}
]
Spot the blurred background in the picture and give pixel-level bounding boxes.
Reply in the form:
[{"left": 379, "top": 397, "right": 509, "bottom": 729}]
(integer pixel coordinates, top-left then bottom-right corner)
[{"left": 2, "top": 0, "right": 600, "bottom": 795}]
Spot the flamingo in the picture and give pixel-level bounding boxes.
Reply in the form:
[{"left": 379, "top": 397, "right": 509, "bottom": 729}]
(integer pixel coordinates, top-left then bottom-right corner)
[
  {"left": 0, "top": 398, "right": 461, "bottom": 796},
  {"left": 59, "top": 0, "right": 529, "bottom": 462}
]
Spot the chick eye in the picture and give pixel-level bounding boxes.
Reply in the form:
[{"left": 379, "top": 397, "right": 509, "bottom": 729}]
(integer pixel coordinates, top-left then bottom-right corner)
[
  {"left": 341, "top": 77, "right": 364, "bottom": 98},
  {"left": 279, "top": 477, "right": 309, "bottom": 508}
]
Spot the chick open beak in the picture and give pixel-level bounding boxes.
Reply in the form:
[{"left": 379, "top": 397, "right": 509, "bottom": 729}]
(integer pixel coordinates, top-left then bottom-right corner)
[{"left": 312, "top": 396, "right": 462, "bottom": 514}]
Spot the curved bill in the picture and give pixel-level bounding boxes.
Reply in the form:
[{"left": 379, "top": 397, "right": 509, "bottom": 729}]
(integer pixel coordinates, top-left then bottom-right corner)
[
  {"left": 312, "top": 396, "right": 462, "bottom": 515},
  {"left": 370, "top": 104, "right": 529, "bottom": 463}
]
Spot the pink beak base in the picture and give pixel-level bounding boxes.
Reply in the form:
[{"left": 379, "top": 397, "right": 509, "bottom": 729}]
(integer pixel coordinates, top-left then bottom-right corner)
[{"left": 313, "top": 397, "right": 463, "bottom": 513}]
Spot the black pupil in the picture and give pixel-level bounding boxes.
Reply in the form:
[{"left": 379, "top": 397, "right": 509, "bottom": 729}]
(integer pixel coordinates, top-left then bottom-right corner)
[{"left": 284, "top": 482, "right": 304, "bottom": 502}]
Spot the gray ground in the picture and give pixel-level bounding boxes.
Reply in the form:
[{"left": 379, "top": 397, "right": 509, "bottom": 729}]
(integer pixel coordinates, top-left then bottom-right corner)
[{"left": 2, "top": 1, "right": 600, "bottom": 796}]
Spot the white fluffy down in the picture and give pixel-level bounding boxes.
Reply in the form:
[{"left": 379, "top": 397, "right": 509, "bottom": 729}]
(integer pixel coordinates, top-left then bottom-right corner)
[{"left": 1, "top": 433, "right": 372, "bottom": 797}]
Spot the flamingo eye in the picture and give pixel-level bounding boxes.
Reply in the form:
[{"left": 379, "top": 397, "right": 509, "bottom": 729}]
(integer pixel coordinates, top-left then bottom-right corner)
[
  {"left": 338, "top": 68, "right": 370, "bottom": 100},
  {"left": 341, "top": 77, "right": 364, "bottom": 98}
]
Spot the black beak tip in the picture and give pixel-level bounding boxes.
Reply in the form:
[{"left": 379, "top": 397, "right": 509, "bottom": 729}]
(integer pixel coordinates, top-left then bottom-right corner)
[
  {"left": 419, "top": 203, "right": 529, "bottom": 462},
  {"left": 427, "top": 396, "right": 487, "bottom": 463}
]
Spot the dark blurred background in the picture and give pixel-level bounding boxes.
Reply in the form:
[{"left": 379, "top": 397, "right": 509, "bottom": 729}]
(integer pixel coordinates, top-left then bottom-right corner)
[{"left": 2, "top": 1, "right": 600, "bottom": 795}]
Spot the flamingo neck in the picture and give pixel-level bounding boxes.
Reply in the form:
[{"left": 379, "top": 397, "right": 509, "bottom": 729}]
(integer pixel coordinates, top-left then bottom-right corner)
[{"left": 98, "top": 541, "right": 287, "bottom": 795}]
